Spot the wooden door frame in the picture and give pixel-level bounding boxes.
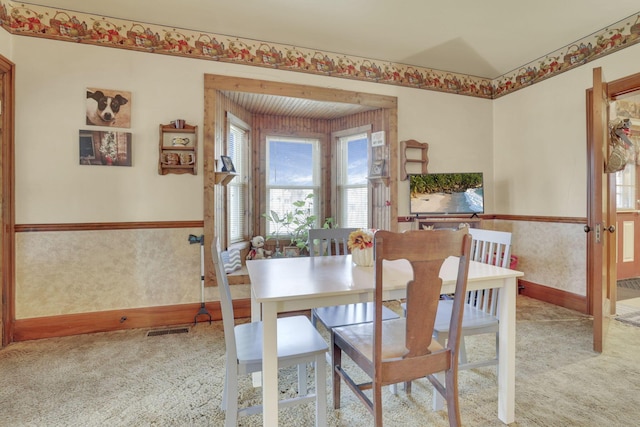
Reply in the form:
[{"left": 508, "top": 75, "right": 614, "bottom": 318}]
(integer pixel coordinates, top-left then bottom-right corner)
[
  {"left": 0, "top": 55, "right": 15, "bottom": 347},
  {"left": 587, "top": 71, "right": 640, "bottom": 317}
]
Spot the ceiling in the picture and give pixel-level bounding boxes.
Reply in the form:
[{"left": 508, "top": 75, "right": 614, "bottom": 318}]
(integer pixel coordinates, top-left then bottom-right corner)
[{"left": 31, "top": 0, "right": 640, "bottom": 79}]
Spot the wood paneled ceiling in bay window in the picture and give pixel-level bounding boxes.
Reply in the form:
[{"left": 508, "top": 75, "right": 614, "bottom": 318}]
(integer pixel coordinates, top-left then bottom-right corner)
[{"left": 220, "top": 91, "right": 377, "bottom": 120}]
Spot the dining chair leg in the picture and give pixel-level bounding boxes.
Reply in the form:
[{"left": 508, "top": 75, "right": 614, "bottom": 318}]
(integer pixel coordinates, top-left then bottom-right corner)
[
  {"left": 432, "top": 334, "right": 447, "bottom": 411},
  {"left": 459, "top": 335, "right": 469, "bottom": 365},
  {"left": 329, "top": 331, "right": 336, "bottom": 380},
  {"left": 373, "top": 382, "right": 383, "bottom": 427},
  {"left": 332, "top": 345, "right": 342, "bottom": 409},
  {"left": 298, "top": 363, "right": 307, "bottom": 396},
  {"left": 432, "top": 371, "right": 445, "bottom": 411},
  {"left": 445, "top": 368, "right": 461, "bottom": 427},
  {"left": 389, "top": 383, "right": 398, "bottom": 395},
  {"left": 315, "top": 355, "right": 327, "bottom": 427},
  {"left": 221, "top": 366, "right": 228, "bottom": 410},
  {"left": 223, "top": 367, "right": 239, "bottom": 427}
]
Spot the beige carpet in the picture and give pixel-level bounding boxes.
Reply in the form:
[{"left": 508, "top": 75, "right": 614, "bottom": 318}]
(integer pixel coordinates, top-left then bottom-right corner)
[{"left": 1, "top": 296, "right": 640, "bottom": 427}]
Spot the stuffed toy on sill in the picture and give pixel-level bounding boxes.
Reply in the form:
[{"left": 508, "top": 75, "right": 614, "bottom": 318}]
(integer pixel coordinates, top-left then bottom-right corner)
[{"left": 246, "top": 235, "right": 272, "bottom": 260}]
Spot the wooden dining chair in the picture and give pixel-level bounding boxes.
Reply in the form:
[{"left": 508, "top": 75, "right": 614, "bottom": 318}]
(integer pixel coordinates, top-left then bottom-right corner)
[
  {"left": 308, "top": 228, "right": 399, "bottom": 366},
  {"left": 401, "top": 228, "right": 511, "bottom": 370},
  {"left": 212, "top": 237, "right": 329, "bottom": 427},
  {"left": 332, "top": 229, "right": 472, "bottom": 427}
]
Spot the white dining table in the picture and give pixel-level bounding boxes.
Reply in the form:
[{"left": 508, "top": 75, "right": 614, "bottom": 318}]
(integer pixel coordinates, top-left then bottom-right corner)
[{"left": 247, "top": 254, "right": 524, "bottom": 426}]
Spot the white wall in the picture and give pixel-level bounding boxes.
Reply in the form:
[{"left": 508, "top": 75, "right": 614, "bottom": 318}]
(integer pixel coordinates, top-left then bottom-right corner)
[
  {"left": 493, "top": 42, "right": 640, "bottom": 217},
  {"left": 0, "top": 25, "right": 11, "bottom": 55},
  {"left": 491, "top": 43, "right": 640, "bottom": 295},
  {"left": 13, "top": 36, "right": 494, "bottom": 224},
  {"left": 6, "top": 30, "right": 640, "bottom": 317},
  {"left": 396, "top": 87, "right": 494, "bottom": 216},
  {"left": 9, "top": 34, "right": 494, "bottom": 317}
]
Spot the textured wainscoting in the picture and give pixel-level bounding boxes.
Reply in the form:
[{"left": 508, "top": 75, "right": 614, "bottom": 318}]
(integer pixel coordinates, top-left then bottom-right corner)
[
  {"left": 398, "top": 218, "right": 587, "bottom": 301},
  {"left": 14, "top": 228, "right": 250, "bottom": 320},
  {"left": 490, "top": 220, "right": 586, "bottom": 296}
]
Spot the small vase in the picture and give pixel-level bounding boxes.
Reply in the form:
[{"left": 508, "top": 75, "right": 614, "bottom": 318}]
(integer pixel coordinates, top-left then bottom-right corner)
[{"left": 351, "top": 247, "right": 373, "bottom": 267}]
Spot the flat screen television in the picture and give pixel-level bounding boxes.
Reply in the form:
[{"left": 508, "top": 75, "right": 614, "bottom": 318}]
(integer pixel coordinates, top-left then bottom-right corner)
[{"left": 409, "top": 172, "right": 484, "bottom": 215}]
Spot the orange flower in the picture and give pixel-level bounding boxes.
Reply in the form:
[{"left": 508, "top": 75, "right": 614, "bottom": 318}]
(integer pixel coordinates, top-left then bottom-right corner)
[{"left": 347, "top": 229, "right": 374, "bottom": 250}]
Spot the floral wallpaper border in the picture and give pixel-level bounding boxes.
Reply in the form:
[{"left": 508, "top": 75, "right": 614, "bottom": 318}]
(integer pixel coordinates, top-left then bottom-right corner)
[{"left": 2, "top": 2, "right": 640, "bottom": 99}]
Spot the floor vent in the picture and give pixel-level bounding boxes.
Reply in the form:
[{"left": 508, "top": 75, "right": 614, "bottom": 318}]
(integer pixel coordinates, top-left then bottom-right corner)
[{"left": 146, "top": 327, "right": 189, "bottom": 337}]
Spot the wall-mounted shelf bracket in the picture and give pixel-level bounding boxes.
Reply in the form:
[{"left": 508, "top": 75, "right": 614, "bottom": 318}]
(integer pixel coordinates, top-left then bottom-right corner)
[{"left": 214, "top": 172, "right": 238, "bottom": 185}]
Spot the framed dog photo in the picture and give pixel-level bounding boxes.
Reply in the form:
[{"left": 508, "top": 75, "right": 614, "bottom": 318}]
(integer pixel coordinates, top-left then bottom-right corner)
[
  {"left": 369, "top": 159, "right": 385, "bottom": 177},
  {"left": 220, "top": 155, "right": 236, "bottom": 172},
  {"left": 86, "top": 87, "right": 132, "bottom": 128}
]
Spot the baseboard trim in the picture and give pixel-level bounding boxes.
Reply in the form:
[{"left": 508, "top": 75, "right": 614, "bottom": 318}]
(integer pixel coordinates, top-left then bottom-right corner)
[
  {"left": 518, "top": 279, "right": 587, "bottom": 314},
  {"left": 15, "top": 280, "right": 588, "bottom": 342},
  {"left": 13, "top": 300, "right": 251, "bottom": 342}
]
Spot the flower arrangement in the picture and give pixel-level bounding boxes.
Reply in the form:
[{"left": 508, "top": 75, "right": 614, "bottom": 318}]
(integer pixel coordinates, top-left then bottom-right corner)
[{"left": 347, "top": 229, "right": 375, "bottom": 251}]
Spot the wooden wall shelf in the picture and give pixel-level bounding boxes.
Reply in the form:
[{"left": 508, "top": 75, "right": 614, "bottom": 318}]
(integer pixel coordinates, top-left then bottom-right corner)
[
  {"left": 159, "top": 123, "right": 197, "bottom": 175},
  {"left": 368, "top": 176, "right": 390, "bottom": 186},
  {"left": 214, "top": 171, "right": 238, "bottom": 185},
  {"left": 401, "top": 139, "right": 429, "bottom": 180}
]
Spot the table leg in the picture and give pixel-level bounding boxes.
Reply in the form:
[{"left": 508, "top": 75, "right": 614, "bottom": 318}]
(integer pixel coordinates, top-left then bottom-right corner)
[
  {"left": 262, "top": 302, "right": 279, "bottom": 426},
  {"left": 251, "top": 288, "right": 261, "bottom": 322},
  {"left": 251, "top": 290, "right": 262, "bottom": 387},
  {"left": 498, "top": 277, "right": 516, "bottom": 424}
]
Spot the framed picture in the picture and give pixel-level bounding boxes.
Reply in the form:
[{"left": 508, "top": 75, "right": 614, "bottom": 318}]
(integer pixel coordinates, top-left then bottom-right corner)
[
  {"left": 283, "top": 246, "right": 300, "bottom": 257},
  {"left": 86, "top": 87, "right": 131, "bottom": 128},
  {"left": 220, "top": 155, "right": 236, "bottom": 172},
  {"left": 79, "top": 130, "right": 132, "bottom": 166},
  {"left": 371, "top": 131, "right": 385, "bottom": 147},
  {"left": 369, "top": 159, "right": 385, "bottom": 177}
]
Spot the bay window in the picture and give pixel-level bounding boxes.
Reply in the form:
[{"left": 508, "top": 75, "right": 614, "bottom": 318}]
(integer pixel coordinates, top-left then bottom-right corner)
[{"left": 265, "top": 136, "right": 320, "bottom": 237}]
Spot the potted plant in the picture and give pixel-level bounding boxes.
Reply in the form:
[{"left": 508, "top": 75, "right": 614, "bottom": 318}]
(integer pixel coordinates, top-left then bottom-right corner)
[{"left": 263, "top": 193, "right": 320, "bottom": 255}]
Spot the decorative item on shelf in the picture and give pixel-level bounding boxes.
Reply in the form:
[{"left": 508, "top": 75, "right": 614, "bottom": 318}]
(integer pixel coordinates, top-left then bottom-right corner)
[
  {"left": 162, "top": 152, "right": 180, "bottom": 165},
  {"left": 283, "top": 246, "right": 300, "bottom": 257},
  {"left": 246, "top": 236, "right": 272, "bottom": 260},
  {"left": 179, "top": 153, "right": 194, "bottom": 165},
  {"left": 220, "top": 155, "right": 236, "bottom": 172},
  {"left": 172, "top": 136, "right": 190, "bottom": 146},
  {"left": 171, "top": 119, "right": 185, "bottom": 129},
  {"left": 369, "top": 159, "right": 385, "bottom": 177},
  {"left": 347, "top": 229, "right": 375, "bottom": 267}
]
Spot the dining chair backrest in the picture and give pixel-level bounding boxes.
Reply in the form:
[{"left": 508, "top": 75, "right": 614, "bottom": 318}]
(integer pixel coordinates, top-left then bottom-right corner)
[
  {"left": 211, "top": 237, "right": 237, "bottom": 361},
  {"left": 468, "top": 228, "right": 512, "bottom": 268},
  {"left": 387, "top": 229, "right": 472, "bottom": 359},
  {"left": 308, "top": 228, "right": 358, "bottom": 257},
  {"left": 332, "top": 228, "right": 472, "bottom": 426},
  {"left": 466, "top": 228, "right": 512, "bottom": 314}
]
